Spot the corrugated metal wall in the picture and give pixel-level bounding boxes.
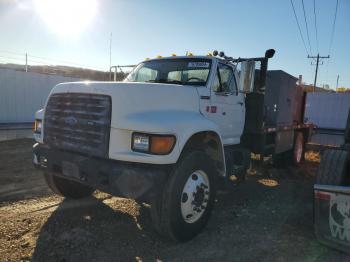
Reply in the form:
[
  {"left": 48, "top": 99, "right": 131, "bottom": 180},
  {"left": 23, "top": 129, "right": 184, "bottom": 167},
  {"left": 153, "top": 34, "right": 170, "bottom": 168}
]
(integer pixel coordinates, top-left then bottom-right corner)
[
  {"left": 0, "top": 69, "right": 82, "bottom": 123},
  {"left": 305, "top": 93, "right": 350, "bottom": 130}
]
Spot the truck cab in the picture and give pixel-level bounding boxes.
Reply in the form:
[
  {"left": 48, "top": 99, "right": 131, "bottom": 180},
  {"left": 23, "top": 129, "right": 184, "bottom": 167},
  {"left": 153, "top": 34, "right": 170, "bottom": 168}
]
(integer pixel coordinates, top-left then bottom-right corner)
[
  {"left": 127, "top": 55, "right": 247, "bottom": 144},
  {"left": 34, "top": 54, "right": 250, "bottom": 174},
  {"left": 34, "top": 50, "right": 301, "bottom": 242}
]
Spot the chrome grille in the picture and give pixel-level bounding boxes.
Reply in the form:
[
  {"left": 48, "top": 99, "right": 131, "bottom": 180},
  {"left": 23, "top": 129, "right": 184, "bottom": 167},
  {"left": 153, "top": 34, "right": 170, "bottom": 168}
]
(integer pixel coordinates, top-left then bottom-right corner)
[{"left": 44, "top": 93, "right": 111, "bottom": 158}]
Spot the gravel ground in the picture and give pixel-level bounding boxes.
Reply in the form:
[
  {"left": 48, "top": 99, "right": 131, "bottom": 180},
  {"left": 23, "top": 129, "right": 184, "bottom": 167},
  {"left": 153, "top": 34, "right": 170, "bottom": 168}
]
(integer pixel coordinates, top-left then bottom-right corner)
[{"left": 0, "top": 139, "right": 349, "bottom": 262}]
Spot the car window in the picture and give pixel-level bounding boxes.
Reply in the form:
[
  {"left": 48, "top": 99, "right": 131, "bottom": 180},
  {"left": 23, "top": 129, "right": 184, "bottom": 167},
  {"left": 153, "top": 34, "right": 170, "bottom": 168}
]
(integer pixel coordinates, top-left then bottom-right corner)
[
  {"left": 213, "top": 63, "right": 237, "bottom": 94},
  {"left": 212, "top": 72, "right": 221, "bottom": 92},
  {"left": 135, "top": 67, "right": 158, "bottom": 82}
]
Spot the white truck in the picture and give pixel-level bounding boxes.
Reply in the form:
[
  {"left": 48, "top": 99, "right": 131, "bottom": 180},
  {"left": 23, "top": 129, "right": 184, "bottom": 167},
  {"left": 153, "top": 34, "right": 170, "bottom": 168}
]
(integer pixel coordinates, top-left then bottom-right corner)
[{"left": 33, "top": 49, "right": 312, "bottom": 241}]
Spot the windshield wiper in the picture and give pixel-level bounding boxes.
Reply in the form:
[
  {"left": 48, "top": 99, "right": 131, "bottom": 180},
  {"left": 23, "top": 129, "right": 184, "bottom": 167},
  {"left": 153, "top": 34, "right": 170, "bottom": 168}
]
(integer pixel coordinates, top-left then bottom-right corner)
[
  {"left": 145, "top": 79, "right": 183, "bottom": 85},
  {"left": 144, "top": 79, "right": 205, "bottom": 86},
  {"left": 164, "top": 80, "right": 183, "bottom": 85}
]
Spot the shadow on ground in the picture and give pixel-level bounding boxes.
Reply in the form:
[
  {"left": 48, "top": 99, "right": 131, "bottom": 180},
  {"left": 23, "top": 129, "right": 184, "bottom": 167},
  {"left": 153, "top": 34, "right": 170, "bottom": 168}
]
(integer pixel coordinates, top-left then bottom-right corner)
[
  {"left": 30, "top": 162, "right": 347, "bottom": 262},
  {"left": 31, "top": 196, "right": 162, "bottom": 262}
]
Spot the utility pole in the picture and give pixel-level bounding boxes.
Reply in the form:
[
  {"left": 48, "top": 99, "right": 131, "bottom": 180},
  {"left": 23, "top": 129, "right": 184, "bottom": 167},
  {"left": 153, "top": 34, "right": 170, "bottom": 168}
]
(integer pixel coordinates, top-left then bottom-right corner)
[
  {"left": 109, "top": 32, "right": 112, "bottom": 81},
  {"left": 25, "top": 53, "right": 28, "bottom": 72},
  {"left": 336, "top": 74, "right": 339, "bottom": 89},
  {"left": 307, "top": 53, "right": 330, "bottom": 92}
]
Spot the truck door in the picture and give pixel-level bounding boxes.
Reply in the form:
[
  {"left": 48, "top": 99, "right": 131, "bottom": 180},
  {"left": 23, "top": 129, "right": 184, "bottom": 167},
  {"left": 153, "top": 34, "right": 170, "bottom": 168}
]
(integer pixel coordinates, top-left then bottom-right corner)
[{"left": 209, "top": 63, "right": 245, "bottom": 145}]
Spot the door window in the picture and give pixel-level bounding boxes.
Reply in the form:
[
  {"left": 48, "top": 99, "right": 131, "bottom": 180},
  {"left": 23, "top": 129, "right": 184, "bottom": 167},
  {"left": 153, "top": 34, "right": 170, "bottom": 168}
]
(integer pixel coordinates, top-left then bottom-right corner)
[{"left": 213, "top": 63, "right": 237, "bottom": 94}]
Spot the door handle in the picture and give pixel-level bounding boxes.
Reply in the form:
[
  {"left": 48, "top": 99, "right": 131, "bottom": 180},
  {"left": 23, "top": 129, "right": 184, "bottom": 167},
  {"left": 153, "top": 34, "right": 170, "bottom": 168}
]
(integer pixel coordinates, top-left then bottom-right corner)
[
  {"left": 222, "top": 112, "right": 226, "bottom": 115},
  {"left": 238, "top": 102, "right": 244, "bottom": 106}
]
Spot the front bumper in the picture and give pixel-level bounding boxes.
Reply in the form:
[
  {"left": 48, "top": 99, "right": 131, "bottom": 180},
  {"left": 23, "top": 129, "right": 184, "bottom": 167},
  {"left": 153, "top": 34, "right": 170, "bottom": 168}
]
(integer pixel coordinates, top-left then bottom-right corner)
[{"left": 33, "top": 143, "right": 171, "bottom": 202}]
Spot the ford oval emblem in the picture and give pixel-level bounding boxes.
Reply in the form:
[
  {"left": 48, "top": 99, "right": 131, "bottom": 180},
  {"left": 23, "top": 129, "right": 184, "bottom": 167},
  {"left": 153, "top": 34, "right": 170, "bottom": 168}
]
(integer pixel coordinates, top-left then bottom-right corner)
[{"left": 64, "top": 116, "right": 78, "bottom": 125}]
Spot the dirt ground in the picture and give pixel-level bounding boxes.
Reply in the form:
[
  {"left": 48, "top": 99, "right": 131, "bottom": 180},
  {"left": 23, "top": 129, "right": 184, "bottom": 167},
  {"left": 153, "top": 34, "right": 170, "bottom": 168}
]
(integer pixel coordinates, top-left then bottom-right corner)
[{"left": 0, "top": 139, "right": 349, "bottom": 262}]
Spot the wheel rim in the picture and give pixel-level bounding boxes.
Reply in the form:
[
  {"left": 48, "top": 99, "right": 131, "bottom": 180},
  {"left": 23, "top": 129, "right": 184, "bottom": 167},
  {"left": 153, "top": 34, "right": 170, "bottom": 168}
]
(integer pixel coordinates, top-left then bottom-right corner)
[
  {"left": 180, "top": 170, "right": 210, "bottom": 224},
  {"left": 294, "top": 136, "right": 303, "bottom": 163}
]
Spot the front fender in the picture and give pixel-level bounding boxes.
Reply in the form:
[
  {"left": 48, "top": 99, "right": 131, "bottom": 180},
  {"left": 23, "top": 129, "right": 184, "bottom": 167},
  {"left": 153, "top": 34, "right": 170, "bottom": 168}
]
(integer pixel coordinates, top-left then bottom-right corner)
[{"left": 108, "top": 110, "right": 225, "bottom": 168}]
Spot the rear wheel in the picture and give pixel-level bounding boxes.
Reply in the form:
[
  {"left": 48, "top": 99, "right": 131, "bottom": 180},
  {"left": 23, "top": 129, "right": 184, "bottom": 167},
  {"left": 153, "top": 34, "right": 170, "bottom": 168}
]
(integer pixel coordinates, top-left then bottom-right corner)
[
  {"left": 291, "top": 132, "right": 305, "bottom": 165},
  {"left": 151, "top": 151, "right": 217, "bottom": 242},
  {"left": 44, "top": 172, "right": 95, "bottom": 199},
  {"left": 274, "top": 132, "right": 305, "bottom": 166},
  {"left": 316, "top": 149, "right": 350, "bottom": 186}
]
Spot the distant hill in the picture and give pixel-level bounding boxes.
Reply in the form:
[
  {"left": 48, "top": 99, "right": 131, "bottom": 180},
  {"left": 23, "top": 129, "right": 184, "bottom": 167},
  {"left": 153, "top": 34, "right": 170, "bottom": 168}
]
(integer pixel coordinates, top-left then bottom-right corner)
[{"left": 0, "top": 63, "right": 127, "bottom": 81}]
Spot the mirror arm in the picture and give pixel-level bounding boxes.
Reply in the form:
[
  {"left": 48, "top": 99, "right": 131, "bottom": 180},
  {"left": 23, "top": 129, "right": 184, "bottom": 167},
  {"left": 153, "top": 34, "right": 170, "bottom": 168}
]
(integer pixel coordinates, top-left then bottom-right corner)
[{"left": 216, "top": 67, "right": 223, "bottom": 92}]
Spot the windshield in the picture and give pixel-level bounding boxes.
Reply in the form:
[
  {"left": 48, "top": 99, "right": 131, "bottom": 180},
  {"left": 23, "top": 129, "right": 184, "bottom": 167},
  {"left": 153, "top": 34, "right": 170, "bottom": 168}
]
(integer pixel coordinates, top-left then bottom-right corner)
[{"left": 124, "top": 58, "right": 212, "bottom": 86}]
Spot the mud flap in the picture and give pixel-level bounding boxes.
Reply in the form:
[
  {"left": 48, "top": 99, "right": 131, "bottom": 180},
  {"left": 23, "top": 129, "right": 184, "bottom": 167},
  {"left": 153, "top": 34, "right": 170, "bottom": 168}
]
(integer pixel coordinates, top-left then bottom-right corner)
[{"left": 314, "top": 184, "right": 350, "bottom": 254}]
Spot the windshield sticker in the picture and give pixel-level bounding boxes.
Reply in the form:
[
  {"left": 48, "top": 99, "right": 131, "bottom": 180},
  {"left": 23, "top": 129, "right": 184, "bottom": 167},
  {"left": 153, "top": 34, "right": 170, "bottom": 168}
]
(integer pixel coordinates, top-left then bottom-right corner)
[{"left": 187, "top": 62, "right": 210, "bottom": 68}]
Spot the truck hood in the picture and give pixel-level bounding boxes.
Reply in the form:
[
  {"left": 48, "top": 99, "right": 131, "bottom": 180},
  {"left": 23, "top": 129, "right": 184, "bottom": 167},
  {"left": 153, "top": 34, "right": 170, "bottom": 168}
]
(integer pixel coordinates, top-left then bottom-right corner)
[{"left": 49, "top": 81, "right": 201, "bottom": 130}]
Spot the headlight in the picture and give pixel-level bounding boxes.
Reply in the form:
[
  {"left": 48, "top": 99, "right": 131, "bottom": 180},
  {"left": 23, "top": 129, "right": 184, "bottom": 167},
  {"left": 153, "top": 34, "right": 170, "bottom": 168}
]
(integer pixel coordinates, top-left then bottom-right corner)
[
  {"left": 132, "top": 133, "right": 176, "bottom": 155},
  {"left": 132, "top": 133, "right": 150, "bottom": 152},
  {"left": 34, "top": 119, "right": 42, "bottom": 134}
]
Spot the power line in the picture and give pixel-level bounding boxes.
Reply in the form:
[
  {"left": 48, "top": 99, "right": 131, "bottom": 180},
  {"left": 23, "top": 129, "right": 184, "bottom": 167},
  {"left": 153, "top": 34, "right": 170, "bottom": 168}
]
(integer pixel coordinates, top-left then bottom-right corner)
[
  {"left": 328, "top": 0, "right": 339, "bottom": 55},
  {"left": 0, "top": 50, "right": 106, "bottom": 71},
  {"left": 324, "top": 0, "right": 339, "bottom": 88},
  {"left": 290, "top": 0, "right": 310, "bottom": 56},
  {"left": 325, "top": 59, "right": 330, "bottom": 86},
  {"left": 0, "top": 54, "right": 26, "bottom": 63},
  {"left": 28, "top": 54, "right": 106, "bottom": 71},
  {"left": 0, "top": 50, "right": 25, "bottom": 57},
  {"left": 313, "top": 0, "right": 319, "bottom": 54},
  {"left": 0, "top": 54, "right": 65, "bottom": 66},
  {"left": 301, "top": 0, "right": 312, "bottom": 54}
]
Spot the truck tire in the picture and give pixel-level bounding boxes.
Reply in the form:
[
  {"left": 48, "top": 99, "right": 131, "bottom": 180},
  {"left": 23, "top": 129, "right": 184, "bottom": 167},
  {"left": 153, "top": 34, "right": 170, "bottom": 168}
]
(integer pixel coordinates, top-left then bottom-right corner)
[
  {"left": 291, "top": 132, "right": 305, "bottom": 165},
  {"left": 44, "top": 172, "right": 95, "bottom": 199},
  {"left": 151, "top": 151, "right": 217, "bottom": 242},
  {"left": 276, "top": 132, "right": 305, "bottom": 166},
  {"left": 316, "top": 149, "right": 350, "bottom": 186}
]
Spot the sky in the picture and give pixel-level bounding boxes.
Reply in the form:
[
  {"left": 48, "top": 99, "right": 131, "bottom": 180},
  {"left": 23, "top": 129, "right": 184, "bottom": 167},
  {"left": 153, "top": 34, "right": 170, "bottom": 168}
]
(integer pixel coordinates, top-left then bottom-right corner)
[{"left": 0, "top": 0, "right": 349, "bottom": 88}]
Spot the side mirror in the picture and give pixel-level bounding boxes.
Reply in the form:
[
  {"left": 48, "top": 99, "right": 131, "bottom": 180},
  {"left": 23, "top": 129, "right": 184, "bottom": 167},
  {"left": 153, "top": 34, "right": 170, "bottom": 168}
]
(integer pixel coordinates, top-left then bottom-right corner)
[
  {"left": 239, "top": 61, "right": 256, "bottom": 93},
  {"left": 265, "top": 49, "right": 275, "bottom": 59}
]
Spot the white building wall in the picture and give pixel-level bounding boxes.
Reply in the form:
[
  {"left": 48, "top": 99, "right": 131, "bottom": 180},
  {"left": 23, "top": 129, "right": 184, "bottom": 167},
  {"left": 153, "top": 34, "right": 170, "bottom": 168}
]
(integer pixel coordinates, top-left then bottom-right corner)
[{"left": 0, "top": 68, "right": 82, "bottom": 123}]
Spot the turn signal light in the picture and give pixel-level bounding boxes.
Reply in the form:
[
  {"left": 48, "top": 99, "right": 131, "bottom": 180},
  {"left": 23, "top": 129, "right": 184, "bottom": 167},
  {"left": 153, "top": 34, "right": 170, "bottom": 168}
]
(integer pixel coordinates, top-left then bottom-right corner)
[
  {"left": 150, "top": 136, "right": 176, "bottom": 155},
  {"left": 34, "top": 119, "right": 42, "bottom": 134}
]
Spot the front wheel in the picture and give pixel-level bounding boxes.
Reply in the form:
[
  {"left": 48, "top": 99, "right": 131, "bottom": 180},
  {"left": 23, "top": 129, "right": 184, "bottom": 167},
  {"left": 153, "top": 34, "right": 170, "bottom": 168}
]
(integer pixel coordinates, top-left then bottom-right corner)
[{"left": 151, "top": 151, "right": 217, "bottom": 242}]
